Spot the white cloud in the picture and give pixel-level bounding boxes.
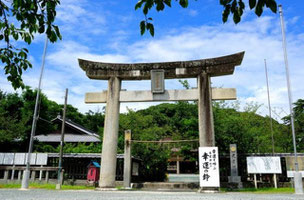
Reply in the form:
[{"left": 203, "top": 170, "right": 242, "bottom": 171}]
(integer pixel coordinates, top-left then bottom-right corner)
[
  {"left": 188, "top": 9, "right": 198, "bottom": 17},
  {"left": 46, "top": 16, "right": 303, "bottom": 117},
  {"left": 46, "top": 40, "right": 130, "bottom": 75},
  {"left": 115, "top": 16, "right": 303, "bottom": 119},
  {"left": 290, "top": 16, "right": 300, "bottom": 25},
  {"left": 56, "top": 0, "right": 107, "bottom": 38}
]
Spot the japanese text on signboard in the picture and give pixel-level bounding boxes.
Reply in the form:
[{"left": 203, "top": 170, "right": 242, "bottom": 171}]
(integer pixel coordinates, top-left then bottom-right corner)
[{"left": 199, "top": 147, "right": 220, "bottom": 187}]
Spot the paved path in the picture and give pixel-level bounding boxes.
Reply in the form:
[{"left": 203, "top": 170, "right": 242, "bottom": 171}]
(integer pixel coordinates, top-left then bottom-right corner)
[{"left": 1, "top": 189, "right": 304, "bottom": 200}]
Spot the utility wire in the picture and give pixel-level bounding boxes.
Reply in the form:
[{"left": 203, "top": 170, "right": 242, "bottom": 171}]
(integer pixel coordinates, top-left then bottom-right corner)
[
  {"left": 38, "top": 117, "right": 52, "bottom": 124},
  {"left": 131, "top": 139, "right": 199, "bottom": 143}
]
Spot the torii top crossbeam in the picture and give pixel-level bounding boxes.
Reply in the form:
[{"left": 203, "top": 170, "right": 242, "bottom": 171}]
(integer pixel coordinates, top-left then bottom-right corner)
[{"left": 78, "top": 52, "right": 245, "bottom": 80}]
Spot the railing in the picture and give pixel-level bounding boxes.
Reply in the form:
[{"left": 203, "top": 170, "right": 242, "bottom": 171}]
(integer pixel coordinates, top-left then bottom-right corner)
[{"left": 0, "top": 166, "right": 60, "bottom": 183}]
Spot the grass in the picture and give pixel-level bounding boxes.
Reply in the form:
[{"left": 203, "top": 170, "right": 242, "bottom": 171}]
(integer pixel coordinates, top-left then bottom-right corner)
[
  {"left": 0, "top": 183, "right": 295, "bottom": 193},
  {"left": 0, "top": 183, "right": 21, "bottom": 189},
  {"left": 0, "top": 183, "right": 95, "bottom": 190},
  {"left": 221, "top": 187, "right": 294, "bottom": 194}
]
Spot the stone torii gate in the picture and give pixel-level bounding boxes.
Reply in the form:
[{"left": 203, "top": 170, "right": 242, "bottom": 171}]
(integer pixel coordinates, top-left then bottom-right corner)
[{"left": 78, "top": 51, "right": 245, "bottom": 188}]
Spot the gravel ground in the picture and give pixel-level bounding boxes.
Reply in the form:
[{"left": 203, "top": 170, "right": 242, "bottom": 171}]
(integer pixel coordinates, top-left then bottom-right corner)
[{"left": 1, "top": 189, "right": 304, "bottom": 200}]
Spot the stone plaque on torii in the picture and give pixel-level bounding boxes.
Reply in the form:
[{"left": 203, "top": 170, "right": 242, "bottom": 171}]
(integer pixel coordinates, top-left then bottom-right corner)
[{"left": 78, "top": 51, "right": 245, "bottom": 188}]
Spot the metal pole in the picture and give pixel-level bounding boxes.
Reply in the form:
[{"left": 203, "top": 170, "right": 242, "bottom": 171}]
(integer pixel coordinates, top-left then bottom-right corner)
[
  {"left": 264, "top": 59, "right": 278, "bottom": 188},
  {"left": 56, "top": 88, "right": 68, "bottom": 190},
  {"left": 279, "top": 4, "right": 303, "bottom": 194},
  {"left": 264, "top": 59, "right": 275, "bottom": 155},
  {"left": 21, "top": 36, "right": 48, "bottom": 190}
]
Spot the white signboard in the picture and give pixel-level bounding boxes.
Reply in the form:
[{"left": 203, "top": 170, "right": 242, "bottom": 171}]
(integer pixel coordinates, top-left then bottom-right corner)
[
  {"left": 287, "top": 171, "right": 304, "bottom": 178},
  {"left": 25, "top": 153, "right": 37, "bottom": 165},
  {"left": 247, "top": 157, "right": 282, "bottom": 174},
  {"left": 36, "top": 153, "right": 48, "bottom": 165},
  {"left": 0, "top": 153, "right": 49, "bottom": 165},
  {"left": 285, "top": 156, "right": 304, "bottom": 177},
  {"left": 0, "top": 153, "right": 4, "bottom": 165},
  {"left": 14, "top": 153, "right": 26, "bottom": 165},
  {"left": 3, "top": 153, "right": 14, "bottom": 165},
  {"left": 199, "top": 147, "right": 220, "bottom": 187}
]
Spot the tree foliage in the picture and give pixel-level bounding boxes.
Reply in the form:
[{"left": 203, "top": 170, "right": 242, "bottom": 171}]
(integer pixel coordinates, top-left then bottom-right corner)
[
  {"left": 135, "top": 0, "right": 278, "bottom": 36},
  {"left": 282, "top": 99, "right": 304, "bottom": 151},
  {"left": 0, "top": 87, "right": 103, "bottom": 152},
  {"left": 119, "top": 100, "right": 290, "bottom": 180},
  {"left": 0, "top": 0, "right": 62, "bottom": 89}
]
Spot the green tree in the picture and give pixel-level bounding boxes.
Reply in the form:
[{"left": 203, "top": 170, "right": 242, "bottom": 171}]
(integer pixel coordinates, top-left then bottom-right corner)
[
  {"left": 118, "top": 99, "right": 290, "bottom": 181},
  {"left": 0, "top": 87, "right": 83, "bottom": 151},
  {"left": 60, "top": 142, "right": 101, "bottom": 153},
  {"left": 0, "top": 0, "right": 62, "bottom": 89},
  {"left": 0, "top": 90, "right": 29, "bottom": 151},
  {"left": 282, "top": 99, "right": 304, "bottom": 152},
  {"left": 82, "top": 109, "right": 105, "bottom": 136},
  {"left": 0, "top": 113, "right": 27, "bottom": 143},
  {"left": 119, "top": 108, "right": 171, "bottom": 181},
  {"left": 0, "top": 87, "right": 103, "bottom": 152},
  {"left": 135, "top": 0, "right": 278, "bottom": 36},
  {"left": 213, "top": 100, "right": 288, "bottom": 153},
  {"left": 21, "top": 87, "right": 60, "bottom": 137},
  {"left": 178, "top": 80, "right": 190, "bottom": 89}
]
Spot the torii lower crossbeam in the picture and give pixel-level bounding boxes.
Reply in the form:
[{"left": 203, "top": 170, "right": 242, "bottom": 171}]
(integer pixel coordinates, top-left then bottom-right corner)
[{"left": 85, "top": 88, "right": 236, "bottom": 103}]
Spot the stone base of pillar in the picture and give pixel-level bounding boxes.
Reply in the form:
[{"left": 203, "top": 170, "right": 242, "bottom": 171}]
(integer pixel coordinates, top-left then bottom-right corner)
[
  {"left": 228, "top": 176, "right": 243, "bottom": 188},
  {"left": 21, "top": 169, "right": 30, "bottom": 189},
  {"left": 198, "top": 187, "right": 220, "bottom": 193},
  {"left": 294, "top": 172, "right": 304, "bottom": 194},
  {"left": 19, "top": 188, "right": 30, "bottom": 191},
  {"left": 56, "top": 184, "right": 61, "bottom": 190}
]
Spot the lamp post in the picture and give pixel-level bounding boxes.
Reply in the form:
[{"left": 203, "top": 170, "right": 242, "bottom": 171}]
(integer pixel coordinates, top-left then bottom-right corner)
[{"left": 279, "top": 4, "right": 303, "bottom": 194}]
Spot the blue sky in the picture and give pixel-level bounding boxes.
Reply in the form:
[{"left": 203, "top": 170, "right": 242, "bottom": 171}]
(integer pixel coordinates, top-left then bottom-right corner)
[{"left": 1, "top": 0, "right": 304, "bottom": 120}]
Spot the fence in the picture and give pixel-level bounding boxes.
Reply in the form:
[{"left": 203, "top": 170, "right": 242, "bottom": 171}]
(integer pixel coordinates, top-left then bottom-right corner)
[{"left": 0, "top": 166, "right": 59, "bottom": 183}]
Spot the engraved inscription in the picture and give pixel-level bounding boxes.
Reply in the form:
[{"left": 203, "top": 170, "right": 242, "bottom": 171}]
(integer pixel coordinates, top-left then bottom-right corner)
[{"left": 151, "top": 70, "right": 165, "bottom": 93}]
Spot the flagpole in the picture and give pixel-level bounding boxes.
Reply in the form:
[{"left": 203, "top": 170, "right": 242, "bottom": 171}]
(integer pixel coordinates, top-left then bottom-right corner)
[
  {"left": 21, "top": 36, "right": 48, "bottom": 189},
  {"left": 264, "top": 59, "right": 278, "bottom": 188},
  {"left": 279, "top": 4, "right": 303, "bottom": 194},
  {"left": 264, "top": 59, "right": 275, "bottom": 155}
]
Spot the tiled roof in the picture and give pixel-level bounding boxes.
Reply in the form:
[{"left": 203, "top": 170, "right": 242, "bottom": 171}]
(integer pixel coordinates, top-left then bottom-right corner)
[
  {"left": 34, "top": 116, "right": 101, "bottom": 143},
  {"left": 34, "top": 134, "right": 100, "bottom": 142},
  {"left": 47, "top": 153, "right": 142, "bottom": 161},
  {"left": 53, "top": 116, "right": 100, "bottom": 138}
]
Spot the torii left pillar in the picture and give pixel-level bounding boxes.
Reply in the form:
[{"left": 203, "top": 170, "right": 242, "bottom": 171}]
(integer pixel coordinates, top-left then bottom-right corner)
[{"left": 99, "top": 77, "right": 121, "bottom": 188}]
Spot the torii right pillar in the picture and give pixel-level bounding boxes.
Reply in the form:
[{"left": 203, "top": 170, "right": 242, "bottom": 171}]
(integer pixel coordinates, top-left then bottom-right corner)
[{"left": 198, "top": 73, "right": 214, "bottom": 146}]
